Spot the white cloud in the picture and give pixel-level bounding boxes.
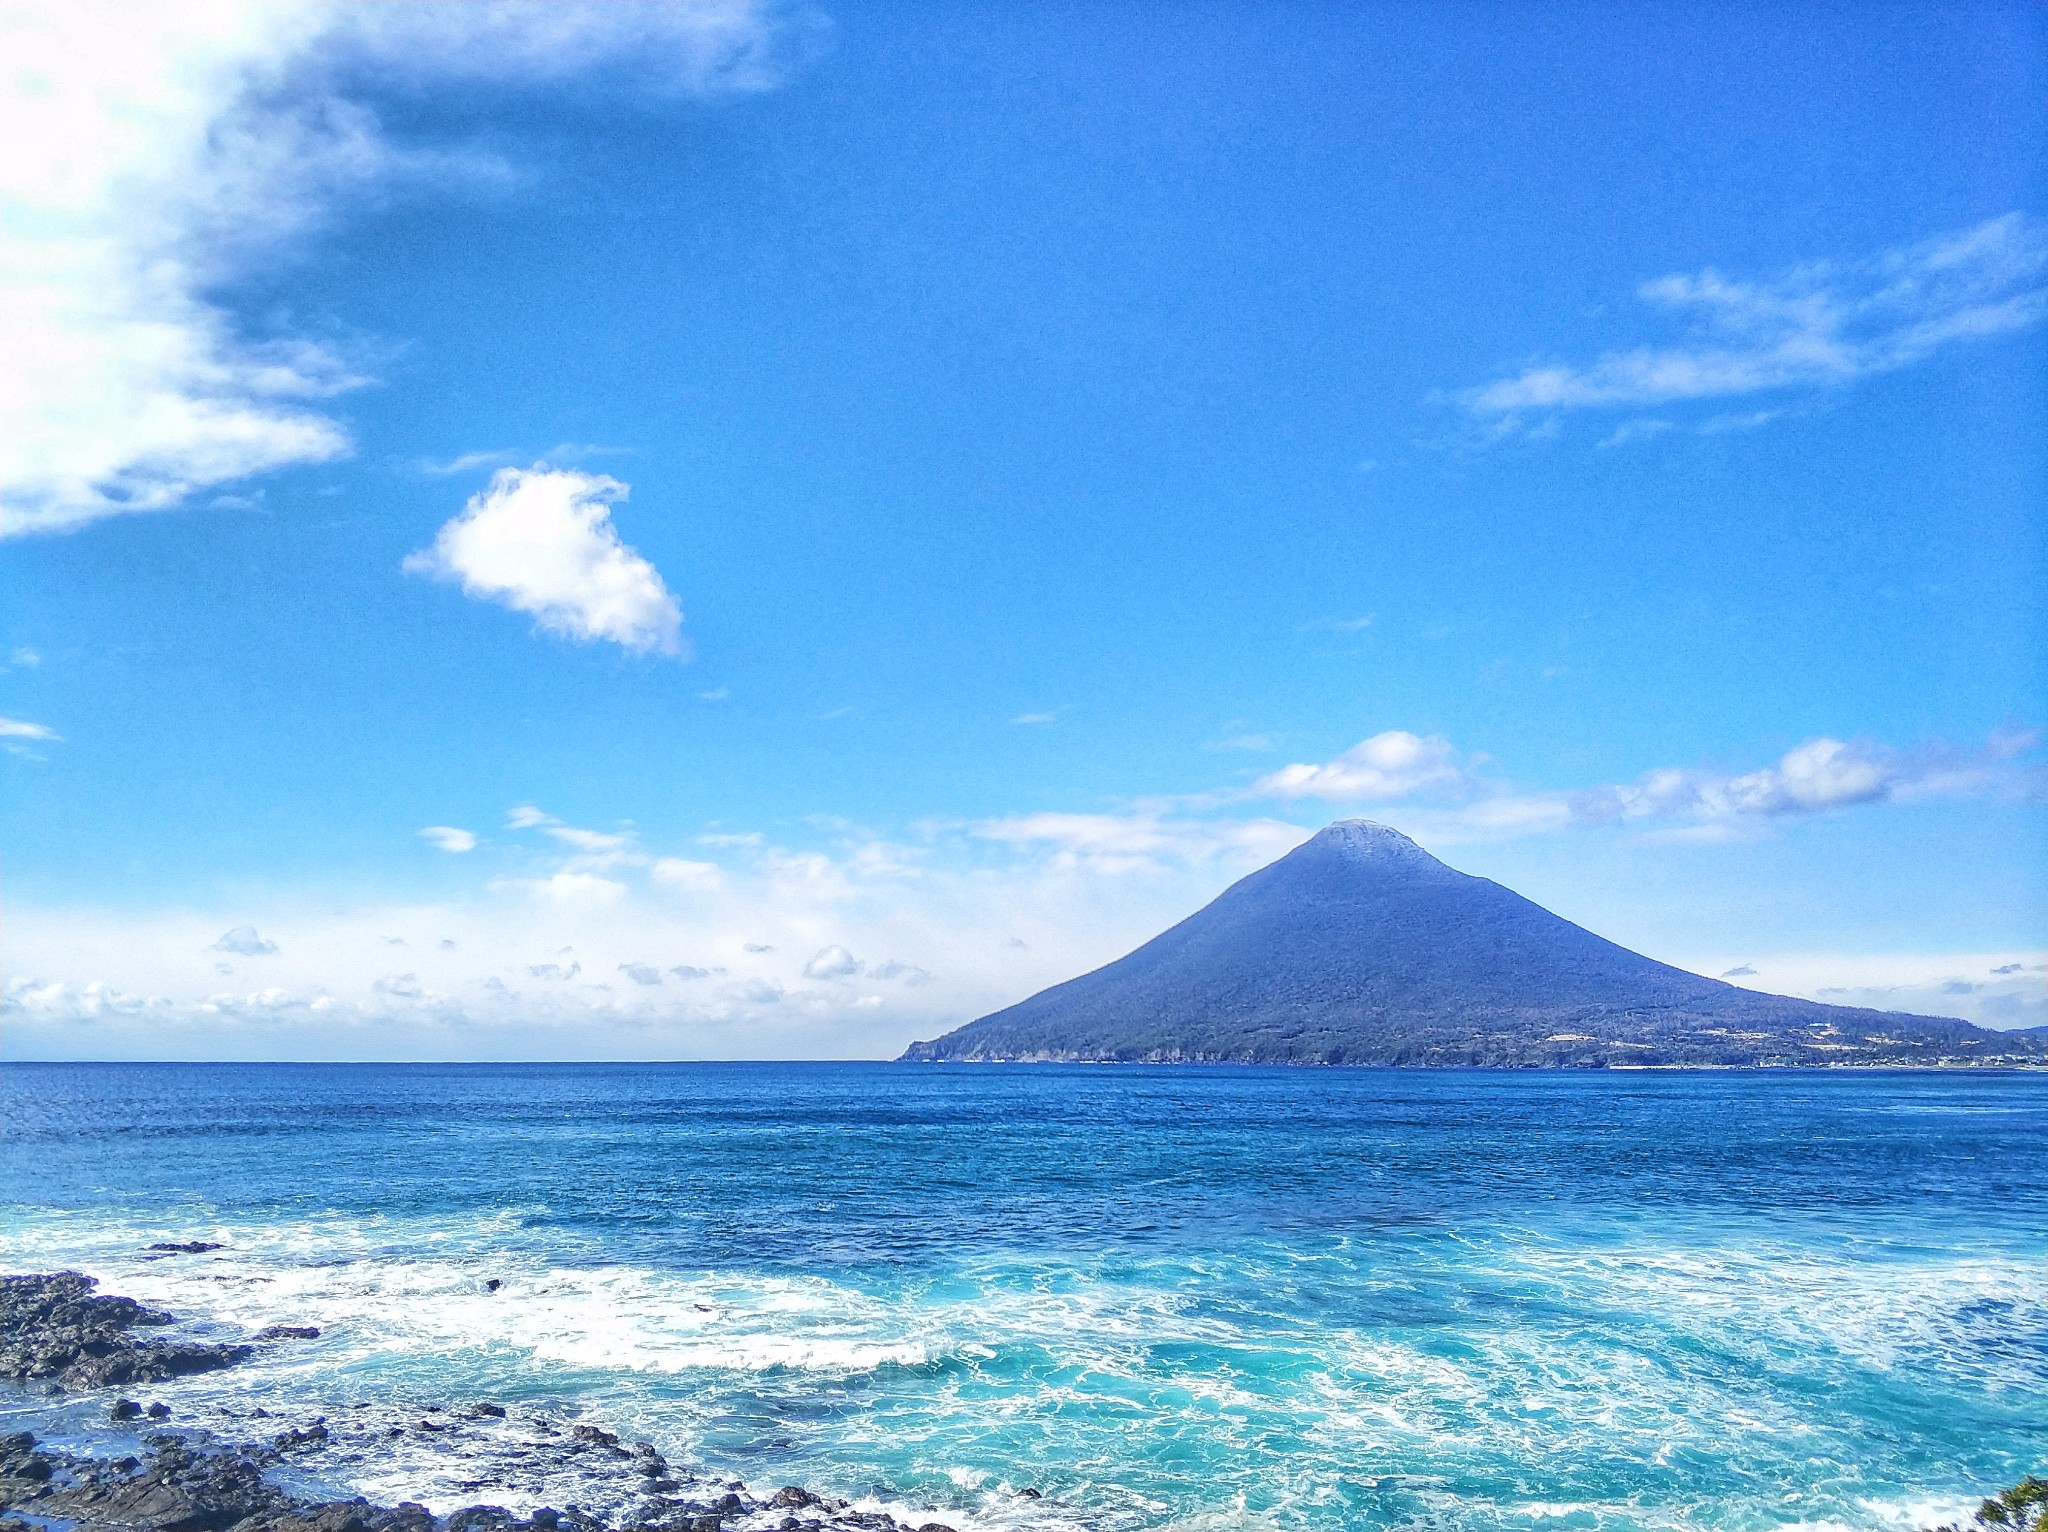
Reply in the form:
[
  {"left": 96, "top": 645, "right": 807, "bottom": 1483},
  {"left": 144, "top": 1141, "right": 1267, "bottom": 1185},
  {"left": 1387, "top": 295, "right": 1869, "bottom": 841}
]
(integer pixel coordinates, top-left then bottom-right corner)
[
  {"left": 404, "top": 467, "right": 684, "bottom": 655},
  {"left": 419, "top": 449, "right": 519, "bottom": 477},
  {"left": 651, "top": 857, "right": 722, "bottom": 891},
  {"left": 0, "top": 811, "right": 1313, "bottom": 1057},
  {"left": 1701, "top": 737, "right": 1891, "bottom": 816},
  {"left": 870, "top": 960, "right": 933, "bottom": 986},
  {"left": 1251, "top": 730, "right": 1476, "bottom": 803},
  {"left": 499, "top": 805, "right": 705, "bottom": 887},
  {"left": 1011, "top": 712, "right": 1058, "bottom": 726},
  {"left": 418, "top": 825, "right": 476, "bottom": 853},
  {"left": 1684, "top": 950, "right": 2047, "bottom": 1033},
  {"left": 544, "top": 824, "right": 634, "bottom": 854},
  {"left": 10, "top": 754, "right": 2041, "bottom": 1061},
  {"left": 0, "top": 716, "right": 59, "bottom": 740},
  {"left": 0, "top": 1, "right": 792, "bottom": 538},
  {"left": 972, "top": 810, "right": 1311, "bottom": 875},
  {"left": 418, "top": 442, "right": 626, "bottom": 478},
  {"left": 1251, "top": 730, "right": 2041, "bottom": 843},
  {"left": 1596, "top": 418, "right": 1674, "bottom": 449},
  {"left": 1567, "top": 736, "right": 1982, "bottom": 829},
  {"left": 802, "top": 944, "right": 862, "bottom": 980},
  {"left": 210, "top": 924, "right": 278, "bottom": 956},
  {"left": 1463, "top": 215, "right": 2048, "bottom": 434},
  {"left": 495, "top": 871, "right": 630, "bottom": 906}
]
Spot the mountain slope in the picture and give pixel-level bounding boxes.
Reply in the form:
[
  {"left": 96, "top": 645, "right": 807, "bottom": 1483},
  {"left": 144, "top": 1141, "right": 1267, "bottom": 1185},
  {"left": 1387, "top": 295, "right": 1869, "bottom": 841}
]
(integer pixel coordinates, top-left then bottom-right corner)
[{"left": 902, "top": 821, "right": 2037, "bottom": 1067}]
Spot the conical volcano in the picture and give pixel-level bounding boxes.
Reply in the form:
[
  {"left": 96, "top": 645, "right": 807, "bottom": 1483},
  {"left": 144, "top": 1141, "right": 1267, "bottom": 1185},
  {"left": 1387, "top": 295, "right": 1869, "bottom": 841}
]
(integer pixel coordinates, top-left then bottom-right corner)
[{"left": 902, "top": 820, "right": 2030, "bottom": 1066}]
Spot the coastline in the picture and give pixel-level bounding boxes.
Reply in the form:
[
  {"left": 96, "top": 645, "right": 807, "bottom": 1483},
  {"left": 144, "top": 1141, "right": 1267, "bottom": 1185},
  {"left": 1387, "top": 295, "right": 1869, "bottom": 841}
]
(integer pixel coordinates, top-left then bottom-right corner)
[{"left": 1, "top": 1274, "right": 963, "bottom": 1532}]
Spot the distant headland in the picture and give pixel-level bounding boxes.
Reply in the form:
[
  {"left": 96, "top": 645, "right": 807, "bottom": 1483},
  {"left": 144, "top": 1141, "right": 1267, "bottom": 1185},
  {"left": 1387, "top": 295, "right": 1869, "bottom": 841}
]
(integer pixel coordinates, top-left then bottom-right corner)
[{"left": 902, "top": 820, "right": 2045, "bottom": 1068}]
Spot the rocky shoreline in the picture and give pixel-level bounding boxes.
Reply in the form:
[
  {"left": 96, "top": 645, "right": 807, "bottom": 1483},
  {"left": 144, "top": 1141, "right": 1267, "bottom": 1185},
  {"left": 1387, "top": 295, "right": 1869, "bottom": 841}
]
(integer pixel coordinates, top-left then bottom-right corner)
[{"left": 0, "top": 1274, "right": 962, "bottom": 1532}]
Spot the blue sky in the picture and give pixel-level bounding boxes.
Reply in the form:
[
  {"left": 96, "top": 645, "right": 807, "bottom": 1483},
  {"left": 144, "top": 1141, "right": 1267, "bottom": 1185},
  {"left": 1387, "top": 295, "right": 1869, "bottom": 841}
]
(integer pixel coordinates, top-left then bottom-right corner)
[{"left": 2, "top": 0, "right": 2043, "bottom": 1059}]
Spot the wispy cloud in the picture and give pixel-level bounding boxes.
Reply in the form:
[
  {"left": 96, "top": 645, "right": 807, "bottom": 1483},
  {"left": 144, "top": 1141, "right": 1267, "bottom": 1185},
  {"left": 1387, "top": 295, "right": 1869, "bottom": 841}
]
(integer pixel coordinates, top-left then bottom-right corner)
[
  {"left": 10, "top": 735, "right": 2040, "bottom": 1057},
  {"left": 418, "top": 450, "right": 521, "bottom": 478},
  {"left": 418, "top": 442, "right": 630, "bottom": 477},
  {"left": 3, "top": 811, "right": 1313, "bottom": 1056},
  {"left": 1689, "top": 951, "right": 2048, "bottom": 1033},
  {"left": 404, "top": 467, "right": 685, "bottom": 656},
  {"left": 495, "top": 871, "right": 629, "bottom": 907},
  {"left": 418, "top": 825, "right": 477, "bottom": 853},
  {"left": 971, "top": 810, "right": 1310, "bottom": 875},
  {"left": 210, "top": 925, "right": 279, "bottom": 957},
  {"left": 802, "top": 945, "right": 862, "bottom": 980},
  {"left": 0, "top": 2, "right": 795, "bottom": 538},
  {"left": 0, "top": 716, "right": 59, "bottom": 741},
  {"left": 1251, "top": 728, "right": 2042, "bottom": 841},
  {"left": 650, "top": 857, "right": 722, "bottom": 891},
  {"left": 1206, "top": 731, "right": 1275, "bottom": 754},
  {"left": 1462, "top": 215, "right": 2047, "bottom": 438},
  {"left": 1251, "top": 730, "right": 1477, "bottom": 803}
]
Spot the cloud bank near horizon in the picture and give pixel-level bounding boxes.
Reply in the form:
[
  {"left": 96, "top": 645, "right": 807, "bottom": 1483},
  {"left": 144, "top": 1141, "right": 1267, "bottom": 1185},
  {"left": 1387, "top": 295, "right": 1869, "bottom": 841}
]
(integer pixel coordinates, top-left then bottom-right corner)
[{"left": 8, "top": 726, "right": 2042, "bottom": 1057}]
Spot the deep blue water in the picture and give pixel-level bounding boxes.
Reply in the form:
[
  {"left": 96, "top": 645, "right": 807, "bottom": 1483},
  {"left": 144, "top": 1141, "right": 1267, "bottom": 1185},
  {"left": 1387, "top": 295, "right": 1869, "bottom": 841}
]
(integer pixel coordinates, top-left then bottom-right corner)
[{"left": 3, "top": 1064, "right": 2043, "bottom": 1532}]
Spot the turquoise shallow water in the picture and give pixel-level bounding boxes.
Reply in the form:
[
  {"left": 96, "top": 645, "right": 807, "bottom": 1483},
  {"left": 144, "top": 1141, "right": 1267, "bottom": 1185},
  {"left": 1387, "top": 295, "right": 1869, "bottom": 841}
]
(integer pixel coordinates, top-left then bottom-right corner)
[{"left": 2, "top": 1064, "right": 2043, "bottom": 1532}]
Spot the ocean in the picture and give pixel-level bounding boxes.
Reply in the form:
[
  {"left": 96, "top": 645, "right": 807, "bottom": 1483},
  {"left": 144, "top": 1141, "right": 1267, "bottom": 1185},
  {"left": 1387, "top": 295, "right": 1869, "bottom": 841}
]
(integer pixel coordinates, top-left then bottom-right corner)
[{"left": 2, "top": 1064, "right": 2042, "bottom": 1532}]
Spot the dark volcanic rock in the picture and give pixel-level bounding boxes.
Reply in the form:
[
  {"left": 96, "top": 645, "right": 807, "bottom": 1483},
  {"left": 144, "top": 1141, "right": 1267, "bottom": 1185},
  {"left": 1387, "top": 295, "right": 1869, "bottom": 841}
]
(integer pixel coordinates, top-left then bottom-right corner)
[
  {"left": 1, "top": 1275, "right": 966, "bottom": 1532},
  {"left": 36, "top": 1436, "right": 293, "bottom": 1531},
  {"left": 23, "top": 1435, "right": 442, "bottom": 1532},
  {"left": 255, "top": 1326, "right": 321, "bottom": 1342},
  {"left": 0, "top": 1432, "right": 56, "bottom": 1493},
  {"left": 0, "top": 1273, "right": 252, "bottom": 1387},
  {"left": 902, "top": 819, "right": 2045, "bottom": 1068},
  {"left": 2, "top": 1424, "right": 952, "bottom": 1532},
  {"left": 149, "top": 1244, "right": 225, "bottom": 1256}
]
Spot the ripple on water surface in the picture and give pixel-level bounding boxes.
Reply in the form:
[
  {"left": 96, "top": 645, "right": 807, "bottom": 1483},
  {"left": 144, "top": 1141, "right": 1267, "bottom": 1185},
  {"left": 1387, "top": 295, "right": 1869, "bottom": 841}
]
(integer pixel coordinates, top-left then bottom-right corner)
[{"left": 2, "top": 1064, "right": 2044, "bottom": 1532}]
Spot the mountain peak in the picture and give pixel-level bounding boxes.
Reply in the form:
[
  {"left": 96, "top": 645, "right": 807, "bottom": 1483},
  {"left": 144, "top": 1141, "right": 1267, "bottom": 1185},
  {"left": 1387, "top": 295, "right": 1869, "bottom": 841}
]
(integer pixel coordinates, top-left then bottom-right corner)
[
  {"left": 901, "top": 820, "right": 2013, "bottom": 1067},
  {"left": 1314, "top": 818, "right": 1423, "bottom": 850},
  {"left": 1298, "top": 818, "right": 1444, "bottom": 870}
]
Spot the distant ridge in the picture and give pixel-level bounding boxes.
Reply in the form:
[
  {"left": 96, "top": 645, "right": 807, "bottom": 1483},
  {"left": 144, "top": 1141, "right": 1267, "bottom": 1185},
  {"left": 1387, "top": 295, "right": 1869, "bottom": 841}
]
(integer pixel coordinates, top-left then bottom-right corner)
[{"left": 903, "top": 820, "right": 2041, "bottom": 1067}]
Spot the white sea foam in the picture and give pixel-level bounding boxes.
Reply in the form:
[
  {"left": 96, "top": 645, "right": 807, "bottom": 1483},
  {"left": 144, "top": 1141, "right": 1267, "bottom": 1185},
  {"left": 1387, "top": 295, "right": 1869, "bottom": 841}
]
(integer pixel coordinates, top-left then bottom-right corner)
[{"left": 5, "top": 1203, "right": 2040, "bottom": 1532}]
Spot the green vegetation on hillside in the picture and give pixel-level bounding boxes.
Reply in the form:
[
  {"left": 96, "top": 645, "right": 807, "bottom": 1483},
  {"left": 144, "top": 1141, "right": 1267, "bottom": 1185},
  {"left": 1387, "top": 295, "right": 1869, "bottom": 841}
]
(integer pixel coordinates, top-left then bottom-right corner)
[{"left": 1927, "top": 1478, "right": 2048, "bottom": 1532}]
